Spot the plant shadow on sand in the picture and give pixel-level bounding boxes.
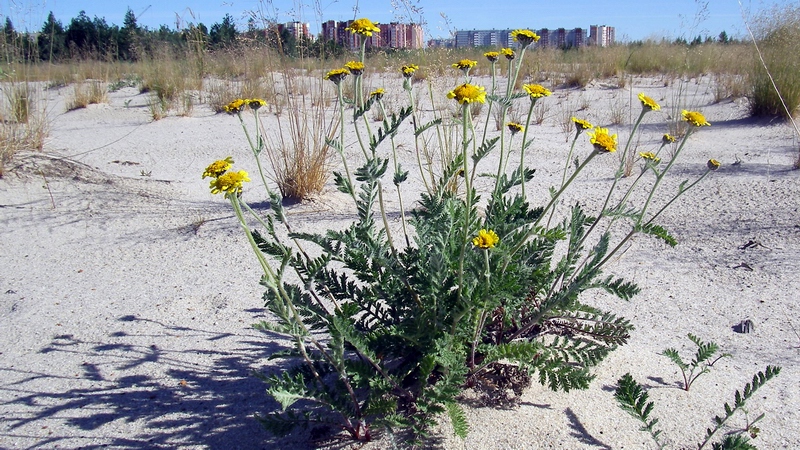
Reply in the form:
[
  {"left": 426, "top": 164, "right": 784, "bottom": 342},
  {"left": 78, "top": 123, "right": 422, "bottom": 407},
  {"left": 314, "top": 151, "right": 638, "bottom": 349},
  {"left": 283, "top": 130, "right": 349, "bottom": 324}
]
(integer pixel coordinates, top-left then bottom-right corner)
[{"left": 0, "top": 313, "right": 347, "bottom": 449}]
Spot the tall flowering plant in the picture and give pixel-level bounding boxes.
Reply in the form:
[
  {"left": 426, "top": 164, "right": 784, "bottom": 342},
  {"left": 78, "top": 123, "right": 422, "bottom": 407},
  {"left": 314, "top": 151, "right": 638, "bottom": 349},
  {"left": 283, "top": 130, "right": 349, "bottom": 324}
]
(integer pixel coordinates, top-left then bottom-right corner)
[{"left": 204, "top": 24, "right": 719, "bottom": 445}]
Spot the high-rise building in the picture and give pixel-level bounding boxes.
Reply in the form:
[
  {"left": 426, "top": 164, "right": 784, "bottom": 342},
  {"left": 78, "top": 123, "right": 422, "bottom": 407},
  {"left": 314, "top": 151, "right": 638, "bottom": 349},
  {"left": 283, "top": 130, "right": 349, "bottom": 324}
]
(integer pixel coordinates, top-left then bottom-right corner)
[
  {"left": 589, "top": 25, "right": 615, "bottom": 46},
  {"left": 454, "top": 29, "right": 513, "bottom": 48},
  {"left": 320, "top": 20, "right": 423, "bottom": 49}
]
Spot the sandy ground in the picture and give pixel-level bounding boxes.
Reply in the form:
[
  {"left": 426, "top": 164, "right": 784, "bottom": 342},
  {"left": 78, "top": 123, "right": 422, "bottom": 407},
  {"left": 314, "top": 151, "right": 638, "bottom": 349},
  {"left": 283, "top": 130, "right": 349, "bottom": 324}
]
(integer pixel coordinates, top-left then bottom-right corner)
[{"left": 1, "top": 74, "right": 799, "bottom": 449}]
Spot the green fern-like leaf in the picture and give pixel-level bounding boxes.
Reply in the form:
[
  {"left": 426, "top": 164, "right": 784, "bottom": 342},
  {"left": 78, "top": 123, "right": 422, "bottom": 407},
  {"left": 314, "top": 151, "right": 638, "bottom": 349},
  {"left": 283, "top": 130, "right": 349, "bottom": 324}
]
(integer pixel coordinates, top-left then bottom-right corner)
[
  {"left": 661, "top": 348, "right": 688, "bottom": 370},
  {"left": 711, "top": 434, "right": 757, "bottom": 450},
  {"left": 615, "top": 373, "right": 664, "bottom": 448},
  {"left": 445, "top": 401, "right": 469, "bottom": 438},
  {"left": 636, "top": 222, "right": 678, "bottom": 247},
  {"left": 700, "top": 366, "right": 781, "bottom": 449}
]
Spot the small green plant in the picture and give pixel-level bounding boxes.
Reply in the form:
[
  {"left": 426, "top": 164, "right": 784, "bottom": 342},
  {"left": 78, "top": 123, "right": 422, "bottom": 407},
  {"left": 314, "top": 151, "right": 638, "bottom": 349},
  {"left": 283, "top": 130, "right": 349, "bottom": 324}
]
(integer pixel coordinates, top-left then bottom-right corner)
[
  {"left": 615, "top": 365, "right": 781, "bottom": 449},
  {"left": 661, "top": 333, "right": 731, "bottom": 391}
]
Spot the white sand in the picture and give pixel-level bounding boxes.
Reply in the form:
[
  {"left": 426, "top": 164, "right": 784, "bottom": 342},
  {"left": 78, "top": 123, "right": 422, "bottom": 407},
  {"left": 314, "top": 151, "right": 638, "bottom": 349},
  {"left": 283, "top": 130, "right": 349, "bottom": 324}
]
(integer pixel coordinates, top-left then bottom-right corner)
[{"left": 1, "top": 75, "right": 799, "bottom": 449}]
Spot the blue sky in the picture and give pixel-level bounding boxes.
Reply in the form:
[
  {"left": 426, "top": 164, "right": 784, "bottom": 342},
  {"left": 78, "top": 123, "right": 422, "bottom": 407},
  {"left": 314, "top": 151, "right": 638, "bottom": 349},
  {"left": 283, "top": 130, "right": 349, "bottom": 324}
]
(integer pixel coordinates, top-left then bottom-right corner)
[{"left": 1, "top": 0, "right": 794, "bottom": 41}]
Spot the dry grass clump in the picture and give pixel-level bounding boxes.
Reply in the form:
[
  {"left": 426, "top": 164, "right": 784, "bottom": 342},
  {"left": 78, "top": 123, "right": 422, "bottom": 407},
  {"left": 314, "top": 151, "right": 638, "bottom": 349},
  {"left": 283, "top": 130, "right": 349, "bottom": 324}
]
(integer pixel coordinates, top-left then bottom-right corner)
[
  {"left": 0, "top": 82, "right": 48, "bottom": 177},
  {"left": 66, "top": 81, "right": 108, "bottom": 111},
  {"left": 263, "top": 74, "right": 336, "bottom": 201},
  {"left": 749, "top": 4, "right": 800, "bottom": 118}
]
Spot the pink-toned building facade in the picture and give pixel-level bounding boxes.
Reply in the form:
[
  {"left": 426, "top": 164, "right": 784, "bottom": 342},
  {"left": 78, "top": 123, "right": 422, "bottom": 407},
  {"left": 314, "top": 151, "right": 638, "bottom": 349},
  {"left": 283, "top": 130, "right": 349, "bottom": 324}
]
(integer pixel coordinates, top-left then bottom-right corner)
[{"left": 321, "top": 20, "right": 423, "bottom": 49}]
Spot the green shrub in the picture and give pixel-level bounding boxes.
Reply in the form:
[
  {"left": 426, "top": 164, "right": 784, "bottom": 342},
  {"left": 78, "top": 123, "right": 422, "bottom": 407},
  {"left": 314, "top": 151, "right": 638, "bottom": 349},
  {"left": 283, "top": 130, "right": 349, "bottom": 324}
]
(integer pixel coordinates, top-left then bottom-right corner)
[{"left": 204, "top": 26, "right": 723, "bottom": 446}]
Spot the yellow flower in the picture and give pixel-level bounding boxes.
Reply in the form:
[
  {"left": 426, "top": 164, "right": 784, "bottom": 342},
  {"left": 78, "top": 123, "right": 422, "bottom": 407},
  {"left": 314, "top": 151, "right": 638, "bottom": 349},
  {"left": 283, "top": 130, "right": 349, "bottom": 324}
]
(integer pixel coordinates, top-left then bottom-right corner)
[
  {"left": 572, "top": 117, "right": 593, "bottom": 131},
  {"left": 324, "top": 68, "right": 350, "bottom": 84},
  {"left": 401, "top": 64, "right": 419, "bottom": 78},
  {"left": 202, "top": 157, "right": 234, "bottom": 179},
  {"left": 500, "top": 47, "right": 515, "bottom": 60},
  {"left": 369, "top": 88, "right": 385, "bottom": 100},
  {"left": 345, "top": 18, "right": 380, "bottom": 37},
  {"left": 707, "top": 159, "right": 721, "bottom": 171},
  {"left": 452, "top": 59, "right": 478, "bottom": 70},
  {"left": 639, "top": 152, "right": 660, "bottom": 164},
  {"left": 484, "top": 51, "right": 499, "bottom": 62},
  {"left": 511, "top": 29, "right": 540, "bottom": 48},
  {"left": 472, "top": 229, "right": 500, "bottom": 249},
  {"left": 210, "top": 170, "right": 250, "bottom": 196},
  {"left": 638, "top": 92, "right": 660, "bottom": 111},
  {"left": 447, "top": 83, "right": 486, "bottom": 105},
  {"left": 247, "top": 98, "right": 266, "bottom": 110},
  {"left": 344, "top": 60, "right": 365, "bottom": 75},
  {"left": 662, "top": 133, "right": 676, "bottom": 144},
  {"left": 523, "top": 84, "right": 552, "bottom": 99},
  {"left": 224, "top": 98, "right": 246, "bottom": 114},
  {"left": 588, "top": 127, "right": 617, "bottom": 153},
  {"left": 507, "top": 122, "right": 524, "bottom": 135},
  {"left": 682, "top": 110, "right": 711, "bottom": 127}
]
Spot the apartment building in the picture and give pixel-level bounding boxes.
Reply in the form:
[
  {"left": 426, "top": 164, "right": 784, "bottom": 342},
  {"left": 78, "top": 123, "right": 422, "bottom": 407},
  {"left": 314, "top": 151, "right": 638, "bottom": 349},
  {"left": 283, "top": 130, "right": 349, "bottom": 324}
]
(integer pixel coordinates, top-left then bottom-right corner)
[
  {"left": 454, "top": 25, "right": 611, "bottom": 49},
  {"left": 589, "top": 25, "right": 615, "bottom": 47},
  {"left": 320, "top": 20, "right": 424, "bottom": 49}
]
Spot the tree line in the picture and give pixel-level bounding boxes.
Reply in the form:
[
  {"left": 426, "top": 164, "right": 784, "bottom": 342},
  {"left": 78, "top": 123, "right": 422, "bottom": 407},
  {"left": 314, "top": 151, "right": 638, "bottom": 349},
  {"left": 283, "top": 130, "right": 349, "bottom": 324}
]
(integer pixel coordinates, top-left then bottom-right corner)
[{"left": 0, "top": 9, "right": 347, "bottom": 63}]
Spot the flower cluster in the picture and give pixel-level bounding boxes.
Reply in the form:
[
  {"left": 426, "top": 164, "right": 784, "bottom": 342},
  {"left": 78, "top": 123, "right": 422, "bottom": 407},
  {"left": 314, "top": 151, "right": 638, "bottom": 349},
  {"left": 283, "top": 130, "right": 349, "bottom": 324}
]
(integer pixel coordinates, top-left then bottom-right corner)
[
  {"left": 484, "top": 51, "right": 499, "bottom": 62},
  {"left": 401, "top": 64, "right": 419, "bottom": 78},
  {"left": 511, "top": 29, "right": 540, "bottom": 47},
  {"left": 500, "top": 47, "right": 515, "bottom": 60},
  {"left": 345, "top": 18, "right": 380, "bottom": 37},
  {"left": 682, "top": 110, "right": 710, "bottom": 127},
  {"left": 369, "top": 88, "right": 385, "bottom": 100},
  {"left": 572, "top": 117, "right": 593, "bottom": 132},
  {"left": 507, "top": 122, "right": 524, "bottom": 135},
  {"left": 202, "top": 156, "right": 233, "bottom": 179},
  {"left": 638, "top": 93, "right": 661, "bottom": 111},
  {"left": 203, "top": 158, "right": 250, "bottom": 197},
  {"left": 589, "top": 127, "right": 617, "bottom": 153},
  {"left": 325, "top": 68, "right": 350, "bottom": 84},
  {"left": 452, "top": 59, "right": 478, "bottom": 71},
  {"left": 344, "top": 61, "right": 365, "bottom": 76},
  {"left": 224, "top": 98, "right": 267, "bottom": 114},
  {"left": 447, "top": 83, "right": 487, "bottom": 105},
  {"left": 472, "top": 229, "right": 500, "bottom": 249},
  {"left": 639, "top": 152, "right": 661, "bottom": 164},
  {"left": 523, "top": 83, "right": 552, "bottom": 99}
]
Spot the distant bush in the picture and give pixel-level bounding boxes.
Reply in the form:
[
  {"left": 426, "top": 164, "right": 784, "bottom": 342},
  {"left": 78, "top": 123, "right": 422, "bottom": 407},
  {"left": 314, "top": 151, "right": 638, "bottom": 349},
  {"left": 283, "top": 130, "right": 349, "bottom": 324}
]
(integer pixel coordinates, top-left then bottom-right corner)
[{"left": 749, "top": 4, "right": 800, "bottom": 118}]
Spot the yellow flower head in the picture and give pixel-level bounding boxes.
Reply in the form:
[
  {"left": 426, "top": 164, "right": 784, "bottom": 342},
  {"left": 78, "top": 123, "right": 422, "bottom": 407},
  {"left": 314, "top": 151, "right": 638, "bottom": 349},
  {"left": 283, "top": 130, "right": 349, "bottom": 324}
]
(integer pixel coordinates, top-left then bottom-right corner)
[
  {"left": 472, "top": 229, "right": 500, "bottom": 249},
  {"left": 523, "top": 84, "right": 552, "bottom": 99},
  {"left": 588, "top": 127, "right": 617, "bottom": 153},
  {"left": 247, "top": 98, "right": 266, "bottom": 110},
  {"left": 344, "top": 60, "right": 365, "bottom": 75},
  {"left": 682, "top": 110, "right": 710, "bottom": 127},
  {"left": 500, "top": 47, "right": 515, "bottom": 60},
  {"left": 452, "top": 59, "right": 478, "bottom": 70},
  {"left": 638, "top": 92, "right": 661, "bottom": 111},
  {"left": 511, "top": 29, "right": 540, "bottom": 47},
  {"left": 662, "top": 133, "right": 676, "bottom": 144},
  {"left": 210, "top": 170, "right": 250, "bottom": 197},
  {"left": 401, "top": 64, "right": 419, "bottom": 78},
  {"left": 202, "top": 157, "right": 234, "bottom": 179},
  {"left": 639, "top": 152, "right": 661, "bottom": 164},
  {"left": 484, "top": 51, "right": 499, "bottom": 62},
  {"left": 324, "top": 68, "right": 350, "bottom": 84},
  {"left": 707, "top": 159, "right": 721, "bottom": 171},
  {"left": 224, "top": 98, "right": 246, "bottom": 114},
  {"left": 447, "top": 83, "right": 487, "bottom": 105},
  {"left": 507, "top": 122, "right": 524, "bottom": 135},
  {"left": 369, "top": 88, "right": 385, "bottom": 100},
  {"left": 345, "top": 18, "right": 380, "bottom": 37},
  {"left": 572, "top": 117, "right": 593, "bottom": 131}
]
